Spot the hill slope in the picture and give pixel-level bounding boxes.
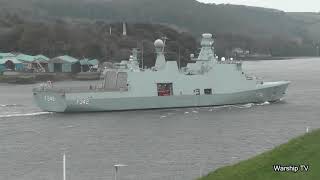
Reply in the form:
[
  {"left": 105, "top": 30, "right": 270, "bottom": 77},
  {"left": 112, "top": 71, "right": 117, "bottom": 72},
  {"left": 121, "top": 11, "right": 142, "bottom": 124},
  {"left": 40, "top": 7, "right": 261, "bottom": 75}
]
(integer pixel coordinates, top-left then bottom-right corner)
[
  {"left": 0, "top": 14, "right": 197, "bottom": 67},
  {"left": 8, "top": 0, "right": 305, "bottom": 38},
  {"left": 199, "top": 129, "right": 320, "bottom": 180},
  {"left": 0, "top": 0, "right": 320, "bottom": 56}
]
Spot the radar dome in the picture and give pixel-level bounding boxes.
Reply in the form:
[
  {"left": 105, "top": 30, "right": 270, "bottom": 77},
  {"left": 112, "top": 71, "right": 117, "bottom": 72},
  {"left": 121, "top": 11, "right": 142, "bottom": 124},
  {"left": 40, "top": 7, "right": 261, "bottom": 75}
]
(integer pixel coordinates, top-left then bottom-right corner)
[
  {"left": 154, "top": 39, "right": 164, "bottom": 48},
  {"left": 202, "top": 33, "right": 213, "bottom": 39}
]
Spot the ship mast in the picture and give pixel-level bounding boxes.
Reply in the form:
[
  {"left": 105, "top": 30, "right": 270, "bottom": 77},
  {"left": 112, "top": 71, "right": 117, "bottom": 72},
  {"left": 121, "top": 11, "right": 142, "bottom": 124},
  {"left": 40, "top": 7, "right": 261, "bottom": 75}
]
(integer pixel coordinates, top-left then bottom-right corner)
[{"left": 161, "top": 36, "right": 168, "bottom": 53}]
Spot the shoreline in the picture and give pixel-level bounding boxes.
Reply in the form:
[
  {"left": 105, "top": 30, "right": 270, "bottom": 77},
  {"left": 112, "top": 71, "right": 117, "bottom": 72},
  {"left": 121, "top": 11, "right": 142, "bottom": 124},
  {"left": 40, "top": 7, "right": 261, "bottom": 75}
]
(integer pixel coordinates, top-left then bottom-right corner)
[
  {"left": 242, "top": 56, "right": 319, "bottom": 61},
  {"left": 198, "top": 129, "right": 319, "bottom": 180},
  {"left": 0, "top": 72, "right": 100, "bottom": 84}
]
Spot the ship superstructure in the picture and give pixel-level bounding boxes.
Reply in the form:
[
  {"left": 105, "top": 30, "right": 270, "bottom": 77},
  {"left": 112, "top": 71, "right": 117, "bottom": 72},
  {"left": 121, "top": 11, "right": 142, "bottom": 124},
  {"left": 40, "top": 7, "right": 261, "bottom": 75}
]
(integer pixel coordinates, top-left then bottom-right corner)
[{"left": 33, "top": 33, "right": 290, "bottom": 112}]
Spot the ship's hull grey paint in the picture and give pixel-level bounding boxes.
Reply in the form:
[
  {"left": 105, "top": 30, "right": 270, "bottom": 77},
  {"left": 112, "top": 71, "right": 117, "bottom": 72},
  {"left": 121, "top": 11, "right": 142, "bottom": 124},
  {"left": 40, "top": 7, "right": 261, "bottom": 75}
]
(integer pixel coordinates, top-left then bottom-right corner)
[{"left": 33, "top": 81, "right": 289, "bottom": 112}]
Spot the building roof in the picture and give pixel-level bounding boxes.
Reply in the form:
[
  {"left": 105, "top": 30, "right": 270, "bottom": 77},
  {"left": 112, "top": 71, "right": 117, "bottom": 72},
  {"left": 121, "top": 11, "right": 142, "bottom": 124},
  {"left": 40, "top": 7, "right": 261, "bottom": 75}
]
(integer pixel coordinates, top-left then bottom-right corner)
[
  {"left": 89, "top": 59, "right": 99, "bottom": 66},
  {"left": 0, "top": 52, "right": 50, "bottom": 63},
  {"left": 52, "top": 55, "right": 79, "bottom": 64},
  {"left": 15, "top": 54, "right": 36, "bottom": 63},
  {"left": 35, "top": 55, "right": 50, "bottom": 62},
  {"left": 0, "top": 57, "right": 22, "bottom": 64},
  {"left": 80, "top": 58, "right": 90, "bottom": 65},
  {"left": 80, "top": 59, "right": 99, "bottom": 66},
  {"left": 0, "top": 53, "right": 15, "bottom": 59}
]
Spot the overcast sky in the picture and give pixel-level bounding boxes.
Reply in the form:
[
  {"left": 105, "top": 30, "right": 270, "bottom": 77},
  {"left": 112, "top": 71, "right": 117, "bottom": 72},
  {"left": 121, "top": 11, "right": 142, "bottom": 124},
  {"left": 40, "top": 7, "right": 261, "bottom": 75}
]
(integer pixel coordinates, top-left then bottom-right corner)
[{"left": 197, "top": 0, "right": 319, "bottom": 12}]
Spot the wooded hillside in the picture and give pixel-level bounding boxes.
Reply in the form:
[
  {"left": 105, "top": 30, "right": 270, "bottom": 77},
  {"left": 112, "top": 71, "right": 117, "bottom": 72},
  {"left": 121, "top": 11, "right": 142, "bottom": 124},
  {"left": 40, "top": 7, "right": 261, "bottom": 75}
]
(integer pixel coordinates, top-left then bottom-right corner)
[
  {"left": 0, "top": 0, "right": 320, "bottom": 58},
  {"left": 0, "top": 14, "right": 197, "bottom": 67}
]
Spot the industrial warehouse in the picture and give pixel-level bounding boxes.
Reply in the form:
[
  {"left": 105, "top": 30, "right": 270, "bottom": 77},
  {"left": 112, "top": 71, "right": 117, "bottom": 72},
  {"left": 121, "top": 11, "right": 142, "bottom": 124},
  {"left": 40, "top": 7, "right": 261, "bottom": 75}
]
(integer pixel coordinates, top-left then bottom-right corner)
[{"left": 0, "top": 52, "right": 100, "bottom": 83}]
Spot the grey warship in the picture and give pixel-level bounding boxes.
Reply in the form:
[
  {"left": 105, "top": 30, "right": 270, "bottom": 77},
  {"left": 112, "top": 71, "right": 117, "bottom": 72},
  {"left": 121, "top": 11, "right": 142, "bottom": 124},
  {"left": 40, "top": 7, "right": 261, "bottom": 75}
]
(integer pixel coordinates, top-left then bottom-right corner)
[{"left": 32, "top": 33, "right": 290, "bottom": 112}]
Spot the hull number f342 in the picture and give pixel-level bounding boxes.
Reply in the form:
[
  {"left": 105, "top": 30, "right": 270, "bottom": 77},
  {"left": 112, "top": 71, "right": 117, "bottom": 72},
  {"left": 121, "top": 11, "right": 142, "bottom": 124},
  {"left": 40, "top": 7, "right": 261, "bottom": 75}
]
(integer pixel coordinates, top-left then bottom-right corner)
[{"left": 76, "top": 97, "right": 92, "bottom": 105}]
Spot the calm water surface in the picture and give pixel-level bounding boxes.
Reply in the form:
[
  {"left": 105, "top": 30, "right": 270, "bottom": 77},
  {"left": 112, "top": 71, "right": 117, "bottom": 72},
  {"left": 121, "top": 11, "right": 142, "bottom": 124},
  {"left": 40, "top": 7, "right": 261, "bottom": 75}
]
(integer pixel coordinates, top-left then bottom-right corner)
[{"left": 0, "top": 58, "right": 319, "bottom": 180}]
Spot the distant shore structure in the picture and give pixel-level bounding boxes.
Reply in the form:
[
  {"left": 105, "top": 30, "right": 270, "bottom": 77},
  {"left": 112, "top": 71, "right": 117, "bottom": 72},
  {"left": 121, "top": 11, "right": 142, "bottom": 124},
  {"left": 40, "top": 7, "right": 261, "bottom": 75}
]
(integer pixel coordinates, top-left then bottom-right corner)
[{"left": 123, "top": 22, "right": 127, "bottom": 36}]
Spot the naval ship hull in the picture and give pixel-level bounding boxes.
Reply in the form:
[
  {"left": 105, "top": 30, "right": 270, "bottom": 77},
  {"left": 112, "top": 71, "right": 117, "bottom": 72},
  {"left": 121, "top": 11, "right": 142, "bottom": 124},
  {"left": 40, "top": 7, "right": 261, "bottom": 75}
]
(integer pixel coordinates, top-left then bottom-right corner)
[{"left": 33, "top": 81, "right": 289, "bottom": 113}]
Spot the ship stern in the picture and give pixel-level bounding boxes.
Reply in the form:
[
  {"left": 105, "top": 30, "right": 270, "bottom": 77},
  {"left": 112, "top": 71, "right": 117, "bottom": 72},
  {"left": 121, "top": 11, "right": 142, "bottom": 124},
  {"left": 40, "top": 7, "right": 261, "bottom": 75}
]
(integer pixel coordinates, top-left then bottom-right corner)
[{"left": 32, "top": 88, "right": 68, "bottom": 112}]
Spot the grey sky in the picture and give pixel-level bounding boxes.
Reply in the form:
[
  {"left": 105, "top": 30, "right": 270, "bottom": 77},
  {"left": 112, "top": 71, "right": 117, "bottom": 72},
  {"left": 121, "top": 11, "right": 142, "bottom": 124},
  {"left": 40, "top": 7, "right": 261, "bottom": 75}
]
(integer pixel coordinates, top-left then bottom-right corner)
[{"left": 197, "top": 0, "right": 319, "bottom": 12}]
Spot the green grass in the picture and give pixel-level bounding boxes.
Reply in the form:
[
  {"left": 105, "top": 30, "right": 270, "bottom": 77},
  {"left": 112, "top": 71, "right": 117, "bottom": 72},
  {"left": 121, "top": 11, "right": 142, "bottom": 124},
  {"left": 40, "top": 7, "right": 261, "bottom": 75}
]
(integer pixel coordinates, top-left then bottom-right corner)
[{"left": 198, "top": 130, "right": 320, "bottom": 180}]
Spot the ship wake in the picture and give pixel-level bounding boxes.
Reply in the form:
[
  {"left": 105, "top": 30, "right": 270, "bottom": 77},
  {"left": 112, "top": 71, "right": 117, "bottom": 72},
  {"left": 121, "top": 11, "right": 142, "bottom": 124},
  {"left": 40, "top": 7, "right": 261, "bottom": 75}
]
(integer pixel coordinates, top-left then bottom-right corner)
[
  {"left": 209, "top": 101, "right": 272, "bottom": 110},
  {"left": 0, "top": 104, "right": 24, "bottom": 107},
  {"left": 0, "top": 112, "right": 52, "bottom": 118}
]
